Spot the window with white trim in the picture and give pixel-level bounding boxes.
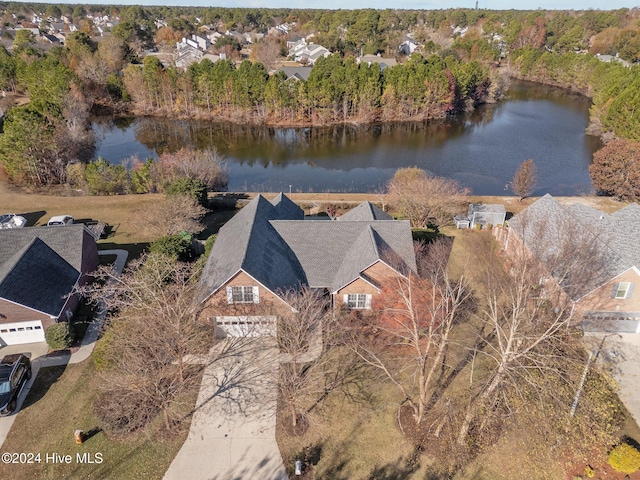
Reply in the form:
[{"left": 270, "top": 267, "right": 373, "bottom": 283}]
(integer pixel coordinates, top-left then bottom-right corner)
[
  {"left": 226, "top": 286, "right": 259, "bottom": 304},
  {"left": 344, "top": 293, "right": 372, "bottom": 310},
  {"left": 615, "top": 282, "right": 632, "bottom": 299}
]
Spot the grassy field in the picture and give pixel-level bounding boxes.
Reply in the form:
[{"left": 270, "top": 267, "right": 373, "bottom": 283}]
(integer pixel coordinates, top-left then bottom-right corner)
[{"left": 0, "top": 360, "right": 193, "bottom": 480}]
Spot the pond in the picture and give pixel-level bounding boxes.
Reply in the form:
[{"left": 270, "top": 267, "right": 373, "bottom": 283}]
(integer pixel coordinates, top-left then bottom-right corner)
[{"left": 93, "top": 80, "right": 600, "bottom": 195}]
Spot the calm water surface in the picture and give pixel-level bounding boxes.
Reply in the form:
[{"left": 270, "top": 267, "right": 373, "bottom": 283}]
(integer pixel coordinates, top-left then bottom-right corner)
[{"left": 93, "top": 81, "right": 600, "bottom": 195}]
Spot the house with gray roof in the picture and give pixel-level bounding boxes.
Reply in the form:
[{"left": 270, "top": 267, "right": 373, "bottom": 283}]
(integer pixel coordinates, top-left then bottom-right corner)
[
  {"left": 498, "top": 194, "right": 640, "bottom": 333},
  {"left": 198, "top": 194, "right": 416, "bottom": 336},
  {"left": 0, "top": 224, "right": 98, "bottom": 346},
  {"left": 276, "top": 66, "right": 312, "bottom": 82}
]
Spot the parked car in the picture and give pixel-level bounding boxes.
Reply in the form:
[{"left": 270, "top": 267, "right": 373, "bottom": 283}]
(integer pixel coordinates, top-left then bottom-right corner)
[
  {"left": 0, "top": 354, "right": 32, "bottom": 416},
  {"left": 0, "top": 213, "right": 26, "bottom": 229},
  {"left": 47, "top": 215, "right": 74, "bottom": 226}
]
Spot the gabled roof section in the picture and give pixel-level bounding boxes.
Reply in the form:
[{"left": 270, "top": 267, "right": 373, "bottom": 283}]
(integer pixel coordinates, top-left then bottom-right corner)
[
  {"left": 271, "top": 219, "right": 416, "bottom": 291},
  {"left": 198, "top": 197, "right": 417, "bottom": 303},
  {"left": 508, "top": 194, "right": 635, "bottom": 300},
  {"left": 197, "top": 194, "right": 305, "bottom": 301},
  {"left": 0, "top": 224, "right": 88, "bottom": 272},
  {"left": 339, "top": 202, "right": 393, "bottom": 221},
  {"left": 0, "top": 238, "right": 80, "bottom": 317},
  {"left": 332, "top": 226, "right": 381, "bottom": 292},
  {"left": 271, "top": 192, "right": 304, "bottom": 220}
]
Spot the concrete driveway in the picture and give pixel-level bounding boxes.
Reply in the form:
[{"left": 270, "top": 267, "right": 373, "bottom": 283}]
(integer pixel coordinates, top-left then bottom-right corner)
[
  {"left": 585, "top": 332, "right": 640, "bottom": 425},
  {"left": 164, "top": 339, "right": 288, "bottom": 480}
]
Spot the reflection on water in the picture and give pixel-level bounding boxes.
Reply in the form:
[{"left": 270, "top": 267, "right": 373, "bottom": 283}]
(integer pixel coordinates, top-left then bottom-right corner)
[{"left": 93, "top": 80, "right": 599, "bottom": 195}]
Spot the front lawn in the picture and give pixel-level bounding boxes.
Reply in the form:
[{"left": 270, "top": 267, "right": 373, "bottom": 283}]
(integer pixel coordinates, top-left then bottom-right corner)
[{"left": 0, "top": 359, "right": 193, "bottom": 479}]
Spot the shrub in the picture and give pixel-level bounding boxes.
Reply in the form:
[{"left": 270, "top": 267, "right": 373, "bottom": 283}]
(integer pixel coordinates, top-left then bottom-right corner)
[
  {"left": 584, "top": 465, "right": 595, "bottom": 478},
  {"left": 84, "top": 157, "right": 131, "bottom": 195},
  {"left": 149, "top": 234, "right": 192, "bottom": 261},
  {"left": 166, "top": 177, "right": 208, "bottom": 206},
  {"left": 45, "top": 322, "right": 76, "bottom": 350},
  {"left": 608, "top": 442, "right": 640, "bottom": 474}
]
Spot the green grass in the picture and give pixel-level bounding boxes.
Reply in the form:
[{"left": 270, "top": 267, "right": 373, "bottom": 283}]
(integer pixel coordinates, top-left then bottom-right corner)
[{"left": 0, "top": 360, "right": 192, "bottom": 480}]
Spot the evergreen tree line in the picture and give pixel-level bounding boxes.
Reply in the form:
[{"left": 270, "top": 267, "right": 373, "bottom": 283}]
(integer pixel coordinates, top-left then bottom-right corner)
[
  {"left": 509, "top": 47, "right": 640, "bottom": 141},
  {"left": 123, "top": 54, "right": 489, "bottom": 124}
]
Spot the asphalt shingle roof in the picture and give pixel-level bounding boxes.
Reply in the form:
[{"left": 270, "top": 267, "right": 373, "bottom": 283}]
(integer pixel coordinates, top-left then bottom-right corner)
[
  {"left": 339, "top": 202, "right": 393, "bottom": 221},
  {"left": 198, "top": 194, "right": 416, "bottom": 301},
  {"left": 0, "top": 224, "right": 87, "bottom": 272},
  {"left": 508, "top": 194, "right": 638, "bottom": 300},
  {"left": 0, "top": 238, "right": 80, "bottom": 316}
]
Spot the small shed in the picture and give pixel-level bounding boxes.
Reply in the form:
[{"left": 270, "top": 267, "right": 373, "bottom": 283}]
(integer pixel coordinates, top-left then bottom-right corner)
[
  {"left": 454, "top": 215, "right": 470, "bottom": 229},
  {"left": 468, "top": 204, "right": 506, "bottom": 228}
]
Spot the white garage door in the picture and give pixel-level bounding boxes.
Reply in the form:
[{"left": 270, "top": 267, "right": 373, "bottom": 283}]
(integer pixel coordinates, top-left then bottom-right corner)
[
  {"left": 215, "top": 316, "right": 276, "bottom": 337},
  {"left": 0, "top": 321, "right": 46, "bottom": 346}
]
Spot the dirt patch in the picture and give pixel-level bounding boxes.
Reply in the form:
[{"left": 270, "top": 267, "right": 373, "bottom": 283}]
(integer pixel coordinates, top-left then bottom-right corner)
[{"left": 281, "top": 414, "right": 310, "bottom": 437}]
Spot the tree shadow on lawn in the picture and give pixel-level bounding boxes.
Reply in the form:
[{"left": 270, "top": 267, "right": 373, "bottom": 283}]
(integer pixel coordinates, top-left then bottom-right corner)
[
  {"left": 21, "top": 365, "right": 66, "bottom": 410},
  {"left": 20, "top": 210, "right": 46, "bottom": 226}
]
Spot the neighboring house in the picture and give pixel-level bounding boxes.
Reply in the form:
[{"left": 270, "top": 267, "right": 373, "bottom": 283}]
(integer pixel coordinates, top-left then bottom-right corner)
[
  {"left": 276, "top": 65, "right": 312, "bottom": 82},
  {"left": 197, "top": 194, "right": 416, "bottom": 337},
  {"left": 357, "top": 54, "right": 397, "bottom": 71},
  {"left": 40, "top": 33, "right": 61, "bottom": 45},
  {"left": 0, "top": 225, "right": 99, "bottom": 346},
  {"left": 288, "top": 38, "right": 330, "bottom": 65},
  {"left": 495, "top": 194, "right": 640, "bottom": 333},
  {"left": 399, "top": 37, "right": 419, "bottom": 55},
  {"left": 595, "top": 53, "right": 631, "bottom": 68},
  {"left": 177, "top": 34, "right": 210, "bottom": 52},
  {"left": 174, "top": 34, "right": 223, "bottom": 69}
]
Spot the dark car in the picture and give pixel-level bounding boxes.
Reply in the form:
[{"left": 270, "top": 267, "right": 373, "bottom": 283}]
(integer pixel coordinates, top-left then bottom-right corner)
[{"left": 0, "top": 354, "right": 32, "bottom": 416}]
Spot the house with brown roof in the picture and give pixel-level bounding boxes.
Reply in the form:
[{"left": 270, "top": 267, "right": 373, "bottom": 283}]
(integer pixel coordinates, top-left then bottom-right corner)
[
  {"left": 197, "top": 194, "right": 416, "bottom": 336},
  {"left": 495, "top": 194, "right": 640, "bottom": 333},
  {"left": 0, "top": 224, "right": 99, "bottom": 345}
]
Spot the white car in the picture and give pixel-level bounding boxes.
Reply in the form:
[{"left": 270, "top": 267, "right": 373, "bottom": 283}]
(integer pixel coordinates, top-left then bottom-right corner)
[
  {"left": 47, "top": 215, "right": 74, "bottom": 226},
  {"left": 0, "top": 214, "right": 26, "bottom": 229}
]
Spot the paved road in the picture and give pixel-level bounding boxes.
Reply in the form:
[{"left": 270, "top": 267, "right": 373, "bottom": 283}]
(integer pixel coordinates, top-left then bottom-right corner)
[
  {"left": 164, "top": 339, "right": 288, "bottom": 480},
  {"left": 0, "top": 249, "right": 128, "bottom": 448}
]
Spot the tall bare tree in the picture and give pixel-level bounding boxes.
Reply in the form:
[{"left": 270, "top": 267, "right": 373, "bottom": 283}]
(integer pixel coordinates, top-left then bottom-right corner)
[
  {"left": 386, "top": 167, "right": 468, "bottom": 227},
  {"left": 84, "top": 254, "right": 214, "bottom": 436},
  {"left": 349, "top": 239, "right": 472, "bottom": 426},
  {"left": 457, "top": 213, "right": 611, "bottom": 444},
  {"left": 276, "top": 289, "right": 329, "bottom": 428},
  {"left": 512, "top": 158, "right": 537, "bottom": 201}
]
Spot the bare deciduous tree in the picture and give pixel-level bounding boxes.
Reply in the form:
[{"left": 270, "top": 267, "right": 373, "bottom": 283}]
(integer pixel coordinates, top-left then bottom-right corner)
[
  {"left": 457, "top": 213, "right": 611, "bottom": 444},
  {"left": 386, "top": 167, "right": 468, "bottom": 227},
  {"left": 142, "top": 194, "right": 208, "bottom": 237},
  {"left": 349, "top": 239, "right": 472, "bottom": 426},
  {"left": 274, "top": 289, "right": 363, "bottom": 431},
  {"left": 512, "top": 158, "right": 537, "bottom": 201},
  {"left": 155, "top": 147, "right": 229, "bottom": 191},
  {"left": 276, "top": 289, "right": 329, "bottom": 428},
  {"left": 84, "top": 254, "right": 215, "bottom": 436}
]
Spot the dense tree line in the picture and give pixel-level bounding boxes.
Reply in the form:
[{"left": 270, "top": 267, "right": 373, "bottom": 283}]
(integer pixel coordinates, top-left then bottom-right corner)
[
  {"left": 121, "top": 53, "right": 489, "bottom": 124},
  {"left": 509, "top": 47, "right": 640, "bottom": 141},
  {"left": 2, "top": 4, "right": 640, "bottom": 188}
]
